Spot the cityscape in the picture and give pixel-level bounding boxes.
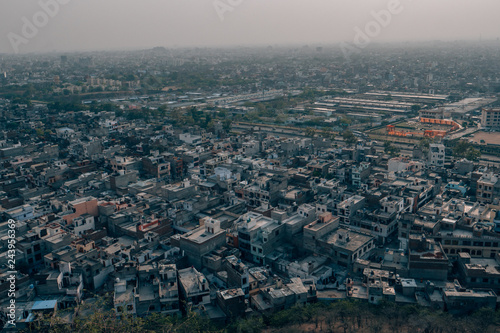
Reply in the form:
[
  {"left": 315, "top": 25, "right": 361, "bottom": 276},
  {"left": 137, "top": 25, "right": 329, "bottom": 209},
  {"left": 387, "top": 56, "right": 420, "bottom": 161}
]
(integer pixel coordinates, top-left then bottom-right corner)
[{"left": 2, "top": 1, "right": 500, "bottom": 332}]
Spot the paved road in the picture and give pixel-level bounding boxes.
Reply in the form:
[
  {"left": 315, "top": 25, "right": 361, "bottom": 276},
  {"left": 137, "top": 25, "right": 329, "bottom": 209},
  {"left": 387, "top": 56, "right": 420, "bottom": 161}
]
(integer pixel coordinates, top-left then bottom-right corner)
[{"left": 447, "top": 126, "right": 479, "bottom": 140}]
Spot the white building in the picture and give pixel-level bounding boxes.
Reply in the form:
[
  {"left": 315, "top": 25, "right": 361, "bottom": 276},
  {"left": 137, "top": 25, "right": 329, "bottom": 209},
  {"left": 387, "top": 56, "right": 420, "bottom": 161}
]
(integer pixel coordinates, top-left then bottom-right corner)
[
  {"left": 481, "top": 108, "right": 500, "bottom": 130},
  {"left": 428, "top": 144, "right": 445, "bottom": 167},
  {"left": 72, "top": 214, "right": 95, "bottom": 237}
]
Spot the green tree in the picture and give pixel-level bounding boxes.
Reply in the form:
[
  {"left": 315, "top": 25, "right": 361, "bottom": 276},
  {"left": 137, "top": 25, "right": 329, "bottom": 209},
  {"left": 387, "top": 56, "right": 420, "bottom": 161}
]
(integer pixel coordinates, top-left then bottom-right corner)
[
  {"left": 418, "top": 137, "right": 433, "bottom": 150},
  {"left": 411, "top": 105, "right": 421, "bottom": 112},
  {"left": 305, "top": 127, "right": 316, "bottom": 137},
  {"left": 465, "top": 148, "right": 481, "bottom": 161},
  {"left": 223, "top": 119, "right": 232, "bottom": 132},
  {"left": 453, "top": 140, "right": 481, "bottom": 161},
  {"left": 342, "top": 130, "right": 357, "bottom": 145},
  {"left": 35, "top": 128, "right": 45, "bottom": 138},
  {"left": 384, "top": 141, "right": 400, "bottom": 156}
]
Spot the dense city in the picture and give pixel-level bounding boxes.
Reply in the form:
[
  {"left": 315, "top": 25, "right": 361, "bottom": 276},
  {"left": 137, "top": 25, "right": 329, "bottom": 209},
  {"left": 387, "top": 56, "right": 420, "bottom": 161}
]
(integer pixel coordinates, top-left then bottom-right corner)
[{"left": 1, "top": 41, "right": 500, "bottom": 331}]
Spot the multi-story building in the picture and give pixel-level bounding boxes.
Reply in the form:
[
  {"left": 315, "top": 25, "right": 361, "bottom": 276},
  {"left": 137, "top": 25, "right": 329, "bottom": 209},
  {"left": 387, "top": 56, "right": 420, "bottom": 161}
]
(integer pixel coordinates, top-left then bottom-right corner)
[
  {"left": 114, "top": 279, "right": 136, "bottom": 317},
  {"left": 457, "top": 252, "right": 500, "bottom": 291},
  {"left": 223, "top": 255, "right": 250, "bottom": 296},
  {"left": 428, "top": 144, "right": 445, "bottom": 167},
  {"left": 179, "top": 218, "right": 226, "bottom": 269},
  {"left": 476, "top": 173, "right": 499, "bottom": 204},
  {"left": 338, "top": 195, "right": 366, "bottom": 225},
  {"left": 407, "top": 234, "right": 448, "bottom": 280},
  {"left": 236, "top": 212, "right": 285, "bottom": 265},
  {"left": 158, "top": 263, "right": 181, "bottom": 315},
  {"left": 142, "top": 155, "right": 171, "bottom": 179},
  {"left": 316, "top": 228, "right": 375, "bottom": 269},
  {"left": 216, "top": 288, "right": 246, "bottom": 318},
  {"left": 71, "top": 214, "right": 95, "bottom": 237},
  {"left": 61, "top": 196, "right": 99, "bottom": 225},
  {"left": 435, "top": 224, "right": 500, "bottom": 259},
  {"left": 240, "top": 175, "right": 287, "bottom": 208},
  {"left": 177, "top": 267, "right": 210, "bottom": 312},
  {"left": 303, "top": 213, "right": 339, "bottom": 252},
  {"left": 481, "top": 108, "right": 500, "bottom": 130}
]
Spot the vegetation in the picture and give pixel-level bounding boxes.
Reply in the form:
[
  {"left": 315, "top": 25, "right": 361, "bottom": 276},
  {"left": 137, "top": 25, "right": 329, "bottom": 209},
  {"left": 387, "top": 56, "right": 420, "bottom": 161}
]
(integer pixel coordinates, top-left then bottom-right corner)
[
  {"left": 384, "top": 141, "right": 401, "bottom": 157},
  {"left": 342, "top": 130, "right": 358, "bottom": 146},
  {"left": 452, "top": 140, "right": 481, "bottom": 161},
  {"left": 21, "top": 300, "right": 500, "bottom": 333}
]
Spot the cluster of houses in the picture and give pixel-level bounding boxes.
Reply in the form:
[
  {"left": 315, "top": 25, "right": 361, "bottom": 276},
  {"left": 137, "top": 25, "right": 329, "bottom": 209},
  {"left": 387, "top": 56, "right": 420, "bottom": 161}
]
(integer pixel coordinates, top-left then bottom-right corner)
[{"left": 2, "top": 107, "right": 500, "bottom": 329}]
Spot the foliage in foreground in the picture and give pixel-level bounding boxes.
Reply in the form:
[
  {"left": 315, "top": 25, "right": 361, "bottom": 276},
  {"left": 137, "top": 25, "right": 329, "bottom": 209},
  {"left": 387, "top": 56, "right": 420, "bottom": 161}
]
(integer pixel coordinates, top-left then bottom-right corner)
[{"left": 20, "top": 299, "right": 500, "bottom": 333}]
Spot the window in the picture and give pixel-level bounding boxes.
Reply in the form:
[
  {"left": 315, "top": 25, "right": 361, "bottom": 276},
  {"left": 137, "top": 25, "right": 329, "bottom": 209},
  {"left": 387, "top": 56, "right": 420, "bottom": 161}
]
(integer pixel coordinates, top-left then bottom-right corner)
[
  {"left": 34, "top": 244, "right": 41, "bottom": 252},
  {"left": 127, "top": 305, "right": 133, "bottom": 311},
  {"left": 27, "top": 249, "right": 32, "bottom": 255}
]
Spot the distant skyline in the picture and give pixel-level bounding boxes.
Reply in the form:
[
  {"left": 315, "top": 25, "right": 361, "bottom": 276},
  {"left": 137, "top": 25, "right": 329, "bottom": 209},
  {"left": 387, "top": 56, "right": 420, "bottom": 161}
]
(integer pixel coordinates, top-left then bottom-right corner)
[{"left": 1, "top": 0, "right": 500, "bottom": 54}]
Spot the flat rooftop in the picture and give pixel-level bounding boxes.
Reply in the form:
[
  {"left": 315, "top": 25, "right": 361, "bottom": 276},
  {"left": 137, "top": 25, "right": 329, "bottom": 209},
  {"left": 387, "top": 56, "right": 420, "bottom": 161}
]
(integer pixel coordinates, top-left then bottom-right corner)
[
  {"left": 219, "top": 288, "right": 245, "bottom": 300},
  {"left": 322, "top": 228, "right": 373, "bottom": 252},
  {"left": 178, "top": 267, "right": 208, "bottom": 295},
  {"left": 182, "top": 226, "right": 223, "bottom": 244}
]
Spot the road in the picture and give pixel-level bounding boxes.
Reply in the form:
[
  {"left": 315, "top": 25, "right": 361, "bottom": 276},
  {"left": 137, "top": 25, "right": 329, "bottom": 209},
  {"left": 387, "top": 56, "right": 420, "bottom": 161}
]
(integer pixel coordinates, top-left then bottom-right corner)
[{"left": 447, "top": 126, "right": 479, "bottom": 140}]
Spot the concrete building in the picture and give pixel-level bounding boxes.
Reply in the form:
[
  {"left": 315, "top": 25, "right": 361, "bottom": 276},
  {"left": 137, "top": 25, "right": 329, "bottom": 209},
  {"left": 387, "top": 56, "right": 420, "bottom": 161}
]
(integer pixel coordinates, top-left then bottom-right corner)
[
  {"left": 457, "top": 252, "right": 500, "bottom": 291},
  {"left": 428, "top": 144, "right": 445, "bottom": 167},
  {"left": 481, "top": 108, "right": 500, "bottom": 130},
  {"left": 236, "top": 212, "right": 285, "bottom": 265},
  {"left": 408, "top": 234, "right": 448, "bottom": 280},
  {"left": 223, "top": 255, "right": 250, "bottom": 296},
  {"left": 436, "top": 224, "right": 500, "bottom": 259},
  {"left": 216, "top": 288, "right": 246, "bottom": 318},
  {"left": 114, "top": 279, "right": 136, "bottom": 317},
  {"left": 179, "top": 218, "right": 226, "bottom": 269},
  {"left": 61, "top": 196, "right": 99, "bottom": 225},
  {"left": 303, "top": 213, "right": 339, "bottom": 253},
  {"left": 317, "top": 228, "right": 375, "bottom": 269},
  {"left": 177, "top": 267, "right": 210, "bottom": 312},
  {"left": 476, "top": 173, "right": 499, "bottom": 204},
  {"left": 72, "top": 214, "right": 95, "bottom": 237},
  {"left": 443, "top": 285, "right": 497, "bottom": 315},
  {"left": 338, "top": 195, "right": 366, "bottom": 225}
]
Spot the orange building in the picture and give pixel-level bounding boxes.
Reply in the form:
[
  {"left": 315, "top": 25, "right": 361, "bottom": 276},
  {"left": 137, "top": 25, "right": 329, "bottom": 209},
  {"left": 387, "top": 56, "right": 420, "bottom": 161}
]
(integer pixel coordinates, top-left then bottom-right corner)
[{"left": 62, "top": 196, "right": 99, "bottom": 225}]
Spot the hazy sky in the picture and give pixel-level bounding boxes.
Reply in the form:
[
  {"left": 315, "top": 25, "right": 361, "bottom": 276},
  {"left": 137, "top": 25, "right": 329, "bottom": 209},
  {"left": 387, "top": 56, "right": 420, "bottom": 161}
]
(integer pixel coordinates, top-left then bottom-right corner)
[{"left": 1, "top": 0, "right": 500, "bottom": 54}]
